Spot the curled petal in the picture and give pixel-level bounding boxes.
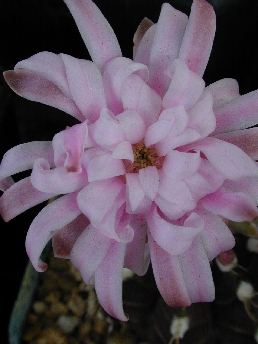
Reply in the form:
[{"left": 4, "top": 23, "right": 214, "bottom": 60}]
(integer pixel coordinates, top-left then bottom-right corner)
[
  {"left": 121, "top": 74, "right": 162, "bottom": 128},
  {"left": 163, "top": 59, "right": 205, "bottom": 110},
  {"left": 63, "top": 0, "right": 122, "bottom": 69},
  {"left": 26, "top": 192, "right": 81, "bottom": 272},
  {"left": 111, "top": 141, "right": 134, "bottom": 162},
  {"left": 179, "top": 236, "right": 215, "bottom": 303},
  {"left": 116, "top": 110, "right": 146, "bottom": 144},
  {"left": 70, "top": 224, "right": 112, "bottom": 284},
  {"left": 61, "top": 54, "right": 107, "bottom": 122},
  {"left": 0, "top": 177, "right": 56, "bottom": 222},
  {"left": 134, "top": 21, "right": 156, "bottom": 64},
  {"left": 179, "top": 0, "right": 216, "bottom": 76},
  {"left": 148, "top": 3, "right": 188, "bottom": 96},
  {"left": 4, "top": 52, "right": 84, "bottom": 121},
  {"left": 214, "top": 127, "right": 258, "bottom": 161},
  {"left": 124, "top": 215, "right": 150, "bottom": 276},
  {"left": 148, "top": 233, "right": 191, "bottom": 307},
  {"left": 213, "top": 89, "right": 258, "bottom": 134},
  {"left": 202, "top": 188, "right": 258, "bottom": 222},
  {"left": 52, "top": 214, "right": 89, "bottom": 259},
  {"left": 147, "top": 205, "right": 203, "bottom": 255},
  {"left": 185, "top": 137, "right": 258, "bottom": 180},
  {"left": 31, "top": 158, "right": 87, "bottom": 194},
  {"left": 53, "top": 121, "right": 88, "bottom": 170},
  {"left": 0, "top": 142, "right": 54, "bottom": 181},
  {"left": 95, "top": 241, "right": 128, "bottom": 321},
  {"left": 206, "top": 78, "right": 240, "bottom": 108}
]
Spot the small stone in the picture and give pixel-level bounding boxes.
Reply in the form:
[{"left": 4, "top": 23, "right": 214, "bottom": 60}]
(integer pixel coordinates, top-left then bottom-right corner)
[
  {"left": 67, "top": 293, "right": 87, "bottom": 317},
  {"left": 35, "top": 328, "right": 68, "bottom": 344},
  {"left": 57, "top": 315, "right": 79, "bottom": 334},
  {"left": 33, "top": 301, "right": 47, "bottom": 314},
  {"left": 49, "top": 301, "right": 68, "bottom": 316}
]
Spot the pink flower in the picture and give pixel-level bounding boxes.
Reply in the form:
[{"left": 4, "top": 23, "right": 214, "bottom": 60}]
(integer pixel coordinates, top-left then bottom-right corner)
[{"left": 1, "top": 0, "right": 258, "bottom": 321}]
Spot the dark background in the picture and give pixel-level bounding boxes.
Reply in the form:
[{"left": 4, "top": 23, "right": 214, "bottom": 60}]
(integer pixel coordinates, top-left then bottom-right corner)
[{"left": 1, "top": 0, "right": 258, "bottom": 342}]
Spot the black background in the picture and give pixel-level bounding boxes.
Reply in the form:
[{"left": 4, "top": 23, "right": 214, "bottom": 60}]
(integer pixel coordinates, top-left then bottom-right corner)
[{"left": 1, "top": 0, "right": 258, "bottom": 342}]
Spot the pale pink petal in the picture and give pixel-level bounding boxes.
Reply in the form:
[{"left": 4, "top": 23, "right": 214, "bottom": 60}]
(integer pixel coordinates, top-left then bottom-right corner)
[
  {"left": 77, "top": 177, "right": 124, "bottom": 227},
  {"left": 53, "top": 122, "right": 87, "bottom": 170},
  {"left": 214, "top": 127, "right": 258, "bottom": 160},
  {"left": 61, "top": 54, "right": 107, "bottom": 122},
  {"left": 179, "top": 236, "right": 215, "bottom": 302},
  {"left": 125, "top": 173, "right": 152, "bottom": 214},
  {"left": 184, "top": 137, "right": 258, "bottom": 180},
  {"left": 187, "top": 91, "right": 216, "bottom": 138},
  {"left": 223, "top": 177, "right": 258, "bottom": 204},
  {"left": 196, "top": 206, "right": 235, "bottom": 261},
  {"left": 0, "top": 142, "right": 54, "bottom": 181},
  {"left": 31, "top": 158, "right": 87, "bottom": 194},
  {"left": 139, "top": 166, "right": 159, "bottom": 201},
  {"left": 148, "top": 3, "right": 188, "bottom": 96},
  {"left": 202, "top": 188, "right": 258, "bottom": 222},
  {"left": 145, "top": 105, "right": 188, "bottom": 147},
  {"left": 184, "top": 172, "right": 211, "bottom": 201},
  {"left": 95, "top": 241, "right": 128, "bottom": 321},
  {"left": 163, "top": 59, "right": 205, "bottom": 110},
  {"left": 163, "top": 150, "right": 201, "bottom": 180},
  {"left": 86, "top": 151, "right": 125, "bottom": 182},
  {"left": 26, "top": 192, "right": 81, "bottom": 272},
  {"left": 0, "top": 177, "right": 56, "bottom": 222},
  {"left": 52, "top": 214, "right": 89, "bottom": 259},
  {"left": 121, "top": 74, "right": 162, "bottom": 128},
  {"left": 213, "top": 89, "right": 258, "bottom": 134},
  {"left": 147, "top": 205, "right": 203, "bottom": 255},
  {"left": 206, "top": 78, "right": 240, "bottom": 108},
  {"left": 63, "top": 0, "right": 122, "bottom": 69},
  {"left": 116, "top": 110, "right": 146, "bottom": 144},
  {"left": 134, "top": 22, "right": 156, "bottom": 65},
  {"left": 70, "top": 224, "right": 112, "bottom": 284},
  {"left": 124, "top": 214, "right": 150, "bottom": 276},
  {"left": 148, "top": 233, "right": 191, "bottom": 307},
  {"left": 155, "top": 194, "right": 195, "bottom": 220},
  {"left": 4, "top": 52, "right": 84, "bottom": 121},
  {"left": 111, "top": 141, "right": 134, "bottom": 162},
  {"left": 133, "top": 17, "right": 154, "bottom": 58},
  {"left": 90, "top": 109, "right": 126, "bottom": 149},
  {"left": 179, "top": 0, "right": 216, "bottom": 76},
  {"left": 198, "top": 159, "right": 224, "bottom": 192},
  {"left": 0, "top": 177, "right": 14, "bottom": 192}
]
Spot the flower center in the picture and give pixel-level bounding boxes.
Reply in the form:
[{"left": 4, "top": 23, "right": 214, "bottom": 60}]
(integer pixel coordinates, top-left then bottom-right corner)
[{"left": 126, "top": 140, "right": 164, "bottom": 173}]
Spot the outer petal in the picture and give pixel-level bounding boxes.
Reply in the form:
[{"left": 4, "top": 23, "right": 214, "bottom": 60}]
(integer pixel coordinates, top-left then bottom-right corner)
[
  {"left": 31, "top": 158, "right": 88, "bottom": 194},
  {"left": 148, "top": 233, "right": 191, "bottom": 307},
  {"left": 63, "top": 0, "right": 122, "bottom": 69},
  {"left": 179, "top": 236, "right": 215, "bottom": 303},
  {"left": 184, "top": 137, "right": 258, "bottom": 180},
  {"left": 202, "top": 188, "right": 258, "bottom": 222},
  {"left": 206, "top": 78, "right": 240, "bottom": 108},
  {"left": 213, "top": 89, "right": 258, "bottom": 134},
  {"left": 0, "top": 177, "right": 56, "bottom": 222},
  {"left": 95, "top": 241, "right": 128, "bottom": 321},
  {"left": 61, "top": 54, "right": 107, "bottom": 122},
  {"left": 134, "top": 22, "right": 156, "bottom": 66},
  {"left": 70, "top": 224, "right": 112, "bottom": 284},
  {"left": 26, "top": 192, "right": 81, "bottom": 272},
  {"left": 0, "top": 142, "right": 54, "bottom": 181},
  {"left": 179, "top": 0, "right": 216, "bottom": 76},
  {"left": 148, "top": 3, "right": 188, "bottom": 96},
  {"left": 4, "top": 53, "right": 84, "bottom": 121},
  {"left": 147, "top": 205, "right": 203, "bottom": 255},
  {"left": 52, "top": 214, "right": 90, "bottom": 259}
]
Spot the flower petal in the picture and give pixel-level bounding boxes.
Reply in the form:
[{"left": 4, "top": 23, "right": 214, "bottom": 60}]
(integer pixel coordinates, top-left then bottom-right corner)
[
  {"left": 61, "top": 54, "right": 107, "bottom": 122},
  {"left": 202, "top": 188, "right": 258, "bottom": 222},
  {"left": 70, "top": 224, "right": 112, "bottom": 284},
  {"left": 148, "top": 3, "right": 188, "bottom": 96},
  {"left": 0, "top": 177, "right": 56, "bottom": 222},
  {"left": 31, "top": 158, "right": 88, "bottom": 194},
  {"left": 111, "top": 141, "right": 134, "bottom": 162},
  {"left": 179, "top": 0, "right": 216, "bottom": 76},
  {"left": 52, "top": 214, "right": 89, "bottom": 259},
  {"left": 116, "top": 110, "right": 146, "bottom": 144},
  {"left": 206, "top": 78, "right": 240, "bottom": 108},
  {"left": 163, "top": 59, "right": 205, "bottom": 110},
  {"left": 139, "top": 166, "right": 159, "bottom": 201},
  {"left": 213, "top": 89, "right": 258, "bottom": 134},
  {"left": 63, "top": 0, "right": 122, "bottom": 69},
  {"left": 148, "top": 233, "right": 191, "bottom": 307},
  {"left": 26, "top": 192, "right": 81, "bottom": 272},
  {"left": 95, "top": 241, "right": 128, "bottom": 321},
  {"left": 134, "top": 21, "right": 156, "bottom": 65},
  {"left": 0, "top": 141, "right": 54, "bottom": 181}
]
